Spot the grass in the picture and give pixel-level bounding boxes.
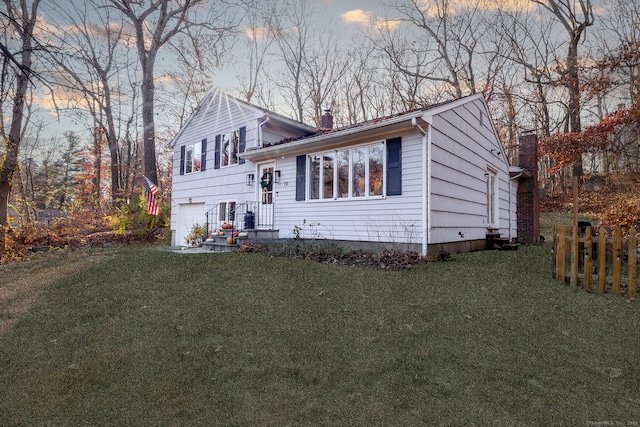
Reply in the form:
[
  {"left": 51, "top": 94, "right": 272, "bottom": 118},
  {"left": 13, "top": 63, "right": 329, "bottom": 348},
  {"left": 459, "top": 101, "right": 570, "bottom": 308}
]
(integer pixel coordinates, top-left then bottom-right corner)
[{"left": 1, "top": 243, "right": 639, "bottom": 426}]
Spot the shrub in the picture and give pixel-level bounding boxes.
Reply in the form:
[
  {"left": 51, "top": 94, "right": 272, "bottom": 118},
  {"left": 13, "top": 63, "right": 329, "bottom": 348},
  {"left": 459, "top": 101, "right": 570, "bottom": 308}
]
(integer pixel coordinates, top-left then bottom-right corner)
[
  {"left": 113, "top": 193, "right": 169, "bottom": 241},
  {"left": 185, "top": 223, "right": 208, "bottom": 247}
]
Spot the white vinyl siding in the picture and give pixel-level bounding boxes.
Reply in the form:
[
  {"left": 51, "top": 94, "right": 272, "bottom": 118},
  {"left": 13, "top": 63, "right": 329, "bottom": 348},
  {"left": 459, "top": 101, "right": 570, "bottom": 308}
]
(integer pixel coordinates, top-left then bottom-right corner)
[
  {"left": 274, "top": 132, "right": 422, "bottom": 246},
  {"left": 428, "top": 98, "right": 513, "bottom": 243},
  {"left": 170, "top": 93, "right": 312, "bottom": 245}
]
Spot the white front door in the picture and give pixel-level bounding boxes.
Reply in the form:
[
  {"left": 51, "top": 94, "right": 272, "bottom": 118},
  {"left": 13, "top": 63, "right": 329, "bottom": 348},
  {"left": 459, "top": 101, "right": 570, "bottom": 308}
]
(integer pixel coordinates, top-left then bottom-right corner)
[{"left": 257, "top": 163, "right": 275, "bottom": 228}]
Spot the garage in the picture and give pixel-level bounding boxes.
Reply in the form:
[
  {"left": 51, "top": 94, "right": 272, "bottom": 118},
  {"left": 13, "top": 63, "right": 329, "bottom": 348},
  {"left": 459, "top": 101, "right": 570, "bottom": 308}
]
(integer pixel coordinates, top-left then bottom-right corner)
[{"left": 175, "top": 202, "right": 206, "bottom": 246}]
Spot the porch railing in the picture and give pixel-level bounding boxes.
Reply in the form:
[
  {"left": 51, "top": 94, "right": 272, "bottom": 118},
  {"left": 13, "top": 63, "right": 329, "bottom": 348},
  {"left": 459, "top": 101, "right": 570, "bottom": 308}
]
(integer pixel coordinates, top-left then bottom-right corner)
[
  {"left": 205, "top": 200, "right": 274, "bottom": 235},
  {"left": 204, "top": 205, "right": 218, "bottom": 236}
]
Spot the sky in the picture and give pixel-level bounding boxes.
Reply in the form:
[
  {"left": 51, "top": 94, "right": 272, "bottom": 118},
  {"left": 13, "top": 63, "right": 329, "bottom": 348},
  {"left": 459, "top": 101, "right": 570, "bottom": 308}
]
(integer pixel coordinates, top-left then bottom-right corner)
[
  {"left": 26, "top": 0, "right": 602, "bottom": 149},
  {"left": 33, "top": 0, "right": 385, "bottom": 144}
]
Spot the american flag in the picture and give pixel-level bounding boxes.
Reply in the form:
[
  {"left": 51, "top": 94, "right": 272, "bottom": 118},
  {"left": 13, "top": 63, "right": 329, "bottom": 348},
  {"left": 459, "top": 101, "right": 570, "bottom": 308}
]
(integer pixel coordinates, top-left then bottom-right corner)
[{"left": 144, "top": 176, "right": 160, "bottom": 215}]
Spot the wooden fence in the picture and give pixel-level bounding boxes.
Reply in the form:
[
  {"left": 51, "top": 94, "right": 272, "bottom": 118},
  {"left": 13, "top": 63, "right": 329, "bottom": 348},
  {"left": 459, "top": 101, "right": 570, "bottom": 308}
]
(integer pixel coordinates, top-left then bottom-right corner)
[{"left": 552, "top": 225, "right": 637, "bottom": 299}]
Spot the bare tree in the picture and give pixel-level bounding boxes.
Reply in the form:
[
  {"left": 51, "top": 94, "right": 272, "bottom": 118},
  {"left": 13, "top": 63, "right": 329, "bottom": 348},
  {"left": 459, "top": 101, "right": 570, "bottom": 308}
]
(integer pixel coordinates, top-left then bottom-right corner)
[
  {"left": 304, "top": 28, "right": 349, "bottom": 127},
  {"left": 46, "top": 1, "right": 136, "bottom": 205},
  {"left": 231, "top": 0, "right": 279, "bottom": 104},
  {"left": 107, "top": 0, "right": 225, "bottom": 185},
  {"left": 495, "top": 8, "right": 561, "bottom": 138},
  {"left": 596, "top": 0, "right": 640, "bottom": 103},
  {"left": 531, "top": 0, "right": 594, "bottom": 136},
  {"left": 380, "top": 0, "right": 483, "bottom": 99},
  {"left": 271, "top": 0, "right": 315, "bottom": 122},
  {"left": 341, "top": 37, "right": 377, "bottom": 124},
  {"left": 0, "top": 0, "right": 42, "bottom": 255}
]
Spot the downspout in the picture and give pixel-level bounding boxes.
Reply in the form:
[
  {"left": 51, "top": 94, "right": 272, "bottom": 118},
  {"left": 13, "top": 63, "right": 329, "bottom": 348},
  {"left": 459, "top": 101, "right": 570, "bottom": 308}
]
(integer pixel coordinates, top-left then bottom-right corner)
[
  {"left": 412, "top": 117, "right": 431, "bottom": 256},
  {"left": 509, "top": 171, "right": 523, "bottom": 240}
]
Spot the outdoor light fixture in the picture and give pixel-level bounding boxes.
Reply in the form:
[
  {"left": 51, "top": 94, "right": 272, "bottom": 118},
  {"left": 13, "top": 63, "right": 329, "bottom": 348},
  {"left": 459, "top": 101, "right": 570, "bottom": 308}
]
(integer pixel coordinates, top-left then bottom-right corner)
[
  {"left": 274, "top": 170, "right": 281, "bottom": 183},
  {"left": 246, "top": 173, "right": 255, "bottom": 186}
]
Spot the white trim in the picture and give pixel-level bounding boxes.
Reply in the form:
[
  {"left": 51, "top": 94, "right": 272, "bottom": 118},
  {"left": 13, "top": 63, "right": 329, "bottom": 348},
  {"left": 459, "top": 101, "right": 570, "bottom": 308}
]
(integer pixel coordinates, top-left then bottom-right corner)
[
  {"left": 305, "top": 140, "right": 387, "bottom": 202},
  {"left": 241, "top": 110, "right": 425, "bottom": 161},
  {"left": 486, "top": 168, "right": 499, "bottom": 228},
  {"left": 412, "top": 117, "right": 430, "bottom": 256}
]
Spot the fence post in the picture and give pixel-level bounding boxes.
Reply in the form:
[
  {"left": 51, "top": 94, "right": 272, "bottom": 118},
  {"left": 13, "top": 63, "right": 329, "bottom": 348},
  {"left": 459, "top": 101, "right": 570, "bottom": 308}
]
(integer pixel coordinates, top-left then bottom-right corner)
[
  {"left": 552, "top": 226, "right": 558, "bottom": 279},
  {"left": 612, "top": 227, "right": 622, "bottom": 294},
  {"left": 629, "top": 227, "right": 637, "bottom": 300},
  {"left": 571, "top": 225, "right": 579, "bottom": 287},
  {"left": 598, "top": 226, "right": 607, "bottom": 293},
  {"left": 584, "top": 227, "right": 592, "bottom": 292},
  {"left": 557, "top": 227, "right": 566, "bottom": 284}
]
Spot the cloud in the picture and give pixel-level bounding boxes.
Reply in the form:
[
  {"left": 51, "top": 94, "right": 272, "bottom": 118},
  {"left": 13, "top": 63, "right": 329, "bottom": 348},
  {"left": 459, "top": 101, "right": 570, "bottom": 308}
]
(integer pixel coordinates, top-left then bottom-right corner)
[
  {"left": 240, "top": 26, "right": 271, "bottom": 41},
  {"left": 156, "top": 75, "right": 180, "bottom": 87},
  {"left": 479, "top": 0, "right": 536, "bottom": 12},
  {"left": 342, "top": 9, "right": 372, "bottom": 25},
  {"left": 341, "top": 9, "right": 401, "bottom": 34},
  {"left": 373, "top": 18, "right": 401, "bottom": 32},
  {"left": 417, "top": 0, "right": 536, "bottom": 16}
]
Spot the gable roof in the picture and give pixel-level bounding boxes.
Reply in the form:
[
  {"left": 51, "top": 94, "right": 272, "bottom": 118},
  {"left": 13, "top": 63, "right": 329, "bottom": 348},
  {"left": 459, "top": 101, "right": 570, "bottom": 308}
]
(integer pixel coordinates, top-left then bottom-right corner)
[
  {"left": 241, "top": 93, "right": 488, "bottom": 161},
  {"left": 170, "top": 90, "right": 315, "bottom": 147}
]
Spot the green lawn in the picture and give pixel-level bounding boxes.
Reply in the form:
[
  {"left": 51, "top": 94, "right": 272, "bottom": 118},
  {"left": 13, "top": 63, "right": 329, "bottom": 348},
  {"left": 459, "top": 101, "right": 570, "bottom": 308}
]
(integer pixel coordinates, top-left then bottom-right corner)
[{"left": 1, "top": 243, "right": 639, "bottom": 426}]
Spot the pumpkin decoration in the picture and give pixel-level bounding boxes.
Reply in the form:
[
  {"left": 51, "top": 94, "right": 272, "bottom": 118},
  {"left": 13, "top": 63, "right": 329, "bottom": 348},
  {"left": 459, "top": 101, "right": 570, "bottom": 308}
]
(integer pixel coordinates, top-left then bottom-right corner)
[
  {"left": 221, "top": 222, "right": 234, "bottom": 229},
  {"left": 217, "top": 231, "right": 224, "bottom": 236},
  {"left": 226, "top": 237, "right": 235, "bottom": 244}
]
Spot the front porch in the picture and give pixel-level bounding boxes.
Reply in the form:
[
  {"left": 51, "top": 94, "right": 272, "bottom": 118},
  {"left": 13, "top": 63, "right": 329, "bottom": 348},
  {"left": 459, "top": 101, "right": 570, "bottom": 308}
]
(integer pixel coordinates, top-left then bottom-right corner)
[{"left": 202, "top": 201, "right": 278, "bottom": 252}]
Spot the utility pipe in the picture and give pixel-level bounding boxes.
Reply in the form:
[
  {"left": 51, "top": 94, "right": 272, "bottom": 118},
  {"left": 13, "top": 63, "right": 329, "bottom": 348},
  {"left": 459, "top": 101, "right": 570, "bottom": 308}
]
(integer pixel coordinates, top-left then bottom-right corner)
[{"left": 412, "top": 117, "right": 431, "bottom": 256}]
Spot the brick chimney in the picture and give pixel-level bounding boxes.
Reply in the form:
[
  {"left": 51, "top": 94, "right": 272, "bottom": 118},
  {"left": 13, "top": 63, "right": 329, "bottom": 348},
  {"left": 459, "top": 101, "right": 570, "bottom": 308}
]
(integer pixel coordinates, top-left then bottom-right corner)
[
  {"left": 517, "top": 132, "right": 540, "bottom": 244},
  {"left": 319, "top": 109, "right": 333, "bottom": 131}
]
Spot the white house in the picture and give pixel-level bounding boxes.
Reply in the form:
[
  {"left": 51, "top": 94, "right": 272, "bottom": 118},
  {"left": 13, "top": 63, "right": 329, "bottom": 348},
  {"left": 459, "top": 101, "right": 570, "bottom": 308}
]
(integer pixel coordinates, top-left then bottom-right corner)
[{"left": 170, "top": 91, "right": 524, "bottom": 255}]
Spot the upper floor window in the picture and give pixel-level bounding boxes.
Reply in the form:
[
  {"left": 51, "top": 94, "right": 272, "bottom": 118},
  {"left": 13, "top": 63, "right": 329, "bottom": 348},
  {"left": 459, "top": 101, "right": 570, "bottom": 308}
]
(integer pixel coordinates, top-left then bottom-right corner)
[
  {"left": 221, "top": 130, "right": 239, "bottom": 167},
  {"left": 185, "top": 143, "right": 202, "bottom": 174},
  {"left": 179, "top": 139, "right": 207, "bottom": 175},
  {"left": 215, "top": 127, "right": 246, "bottom": 169}
]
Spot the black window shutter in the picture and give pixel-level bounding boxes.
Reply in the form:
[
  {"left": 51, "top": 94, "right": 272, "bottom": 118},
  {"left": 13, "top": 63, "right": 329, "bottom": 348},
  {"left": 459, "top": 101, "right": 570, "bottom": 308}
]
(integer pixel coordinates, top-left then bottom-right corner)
[
  {"left": 386, "top": 137, "right": 402, "bottom": 196},
  {"left": 214, "top": 134, "right": 221, "bottom": 169},
  {"left": 180, "top": 145, "right": 185, "bottom": 175},
  {"left": 295, "top": 155, "right": 306, "bottom": 201},
  {"left": 201, "top": 138, "right": 207, "bottom": 171},
  {"left": 239, "top": 127, "right": 246, "bottom": 164}
]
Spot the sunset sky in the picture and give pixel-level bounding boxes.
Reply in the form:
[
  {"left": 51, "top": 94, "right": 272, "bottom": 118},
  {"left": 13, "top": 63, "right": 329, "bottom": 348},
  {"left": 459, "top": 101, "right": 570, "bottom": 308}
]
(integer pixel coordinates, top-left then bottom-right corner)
[{"left": 30, "top": 0, "right": 604, "bottom": 147}]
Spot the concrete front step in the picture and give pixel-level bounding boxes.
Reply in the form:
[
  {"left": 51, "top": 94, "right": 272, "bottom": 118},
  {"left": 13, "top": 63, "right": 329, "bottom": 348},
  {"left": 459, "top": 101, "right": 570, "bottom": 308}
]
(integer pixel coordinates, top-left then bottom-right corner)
[{"left": 201, "top": 229, "right": 279, "bottom": 252}]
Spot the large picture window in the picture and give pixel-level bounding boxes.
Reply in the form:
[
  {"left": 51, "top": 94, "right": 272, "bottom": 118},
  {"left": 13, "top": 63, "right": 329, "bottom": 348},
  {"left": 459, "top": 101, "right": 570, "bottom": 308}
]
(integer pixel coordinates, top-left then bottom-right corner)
[{"left": 309, "top": 141, "right": 385, "bottom": 200}]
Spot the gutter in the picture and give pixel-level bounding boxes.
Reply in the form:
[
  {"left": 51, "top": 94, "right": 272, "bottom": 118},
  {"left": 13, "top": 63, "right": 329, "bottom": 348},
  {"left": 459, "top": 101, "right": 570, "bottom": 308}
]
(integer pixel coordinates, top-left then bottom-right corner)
[
  {"left": 240, "top": 110, "right": 425, "bottom": 161},
  {"left": 412, "top": 116, "right": 431, "bottom": 256}
]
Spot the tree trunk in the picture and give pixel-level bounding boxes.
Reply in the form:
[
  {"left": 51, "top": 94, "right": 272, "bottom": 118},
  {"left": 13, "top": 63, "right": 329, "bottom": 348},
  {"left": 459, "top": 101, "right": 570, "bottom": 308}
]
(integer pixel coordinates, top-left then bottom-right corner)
[
  {"left": 0, "top": 46, "right": 32, "bottom": 255},
  {"left": 568, "top": 35, "right": 583, "bottom": 178},
  {"left": 141, "top": 64, "right": 158, "bottom": 184}
]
